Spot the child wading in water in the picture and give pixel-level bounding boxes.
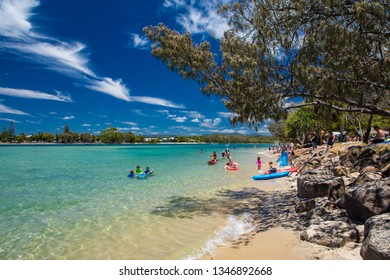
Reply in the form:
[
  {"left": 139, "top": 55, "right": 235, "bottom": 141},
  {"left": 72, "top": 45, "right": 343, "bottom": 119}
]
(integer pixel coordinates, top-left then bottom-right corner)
[{"left": 257, "top": 157, "right": 262, "bottom": 171}]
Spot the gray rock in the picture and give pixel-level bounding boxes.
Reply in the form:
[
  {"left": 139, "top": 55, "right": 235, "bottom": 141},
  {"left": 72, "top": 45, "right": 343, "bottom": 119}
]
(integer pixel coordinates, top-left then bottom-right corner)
[
  {"left": 301, "top": 168, "right": 334, "bottom": 176},
  {"left": 297, "top": 174, "right": 344, "bottom": 198},
  {"left": 300, "top": 221, "right": 360, "bottom": 248},
  {"left": 295, "top": 199, "right": 316, "bottom": 213},
  {"left": 344, "top": 176, "right": 390, "bottom": 222},
  {"left": 355, "top": 147, "right": 376, "bottom": 162},
  {"left": 363, "top": 213, "right": 390, "bottom": 239},
  {"left": 378, "top": 152, "right": 390, "bottom": 167},
  {"left": 360, "top": 213, "right": 390, "bottom": 260}
]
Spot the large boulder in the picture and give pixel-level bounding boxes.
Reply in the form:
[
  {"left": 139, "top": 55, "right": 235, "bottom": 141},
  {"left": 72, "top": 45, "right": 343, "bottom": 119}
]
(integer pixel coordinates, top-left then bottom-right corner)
[
  {"left": 300, "top": 221, "right": 360, "bottom": 248},
  {"left": 360, "top": 213, "right": 390, "bottom": 260},
  {"left": 295, "top": 199, "right": 316, "bottom": 213},
  {"left": 344, "top": 175, "right": 390, "bottom": 222},
  {"left": 339, "top": 145, "right": 362, "bottom": 166},
  {"left": 297, "top": 174, "right": 344, "bottom": 199},
  {"left": 301, "top": 168, "right": 334, "bottom": 176}
]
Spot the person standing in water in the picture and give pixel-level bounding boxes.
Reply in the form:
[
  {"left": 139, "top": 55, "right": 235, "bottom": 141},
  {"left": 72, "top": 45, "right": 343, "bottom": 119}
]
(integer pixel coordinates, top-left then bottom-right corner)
[{"left": 256, "top": 157, "right": 262, "bottom": 171}]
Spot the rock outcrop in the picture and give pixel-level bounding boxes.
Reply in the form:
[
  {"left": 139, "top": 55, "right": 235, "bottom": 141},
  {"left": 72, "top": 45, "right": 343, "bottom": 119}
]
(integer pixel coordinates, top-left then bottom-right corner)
[
  {"left": 293, "top": 143, "right": 390, "bottom": 259},
  {"left": 360, "top": 213, "right": 390, "bottom": 260}
]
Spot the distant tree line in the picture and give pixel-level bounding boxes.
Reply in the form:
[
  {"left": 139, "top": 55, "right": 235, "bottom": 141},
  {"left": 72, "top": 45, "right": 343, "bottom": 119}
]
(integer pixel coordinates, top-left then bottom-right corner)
[{"left": 0, "top": 122, "right": 274, "bottom": 144}]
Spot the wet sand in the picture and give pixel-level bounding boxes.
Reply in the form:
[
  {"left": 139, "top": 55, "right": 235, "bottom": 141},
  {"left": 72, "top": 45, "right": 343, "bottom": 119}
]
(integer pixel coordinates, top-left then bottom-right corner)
[{"left": 199, "top": 176, "right": 362, "bottom": 260}]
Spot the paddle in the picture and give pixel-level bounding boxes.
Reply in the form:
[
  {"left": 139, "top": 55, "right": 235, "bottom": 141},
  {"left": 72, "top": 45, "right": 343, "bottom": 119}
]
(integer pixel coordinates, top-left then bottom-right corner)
[{"left": 289, "top": 152, "right": 317, "bottom": 177}]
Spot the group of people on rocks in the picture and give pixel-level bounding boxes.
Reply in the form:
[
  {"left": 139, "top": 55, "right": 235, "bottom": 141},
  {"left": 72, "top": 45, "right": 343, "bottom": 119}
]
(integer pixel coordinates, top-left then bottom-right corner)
[
  {"left": 310, "top": 130, "right": 336, "bottom": 151},
  {"left": 309, "top": 126, "right": 387, "bottom": 151}
]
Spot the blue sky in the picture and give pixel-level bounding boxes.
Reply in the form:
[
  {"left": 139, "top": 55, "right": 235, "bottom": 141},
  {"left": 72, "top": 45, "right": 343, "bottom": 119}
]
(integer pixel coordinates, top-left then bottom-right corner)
[{"left": 0, "top": 0, "right": 270, "bottom": 136}]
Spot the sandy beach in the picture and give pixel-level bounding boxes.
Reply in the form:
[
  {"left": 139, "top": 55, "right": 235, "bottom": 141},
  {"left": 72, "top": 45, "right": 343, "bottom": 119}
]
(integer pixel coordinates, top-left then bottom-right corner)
[{"left": 199, "top": 161, "right": 363, "bottom": 260}]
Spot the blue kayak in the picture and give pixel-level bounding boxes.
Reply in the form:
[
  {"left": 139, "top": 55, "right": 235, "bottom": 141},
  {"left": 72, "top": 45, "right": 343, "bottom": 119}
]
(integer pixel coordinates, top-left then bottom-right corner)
[{"left": 252, "top": 171, "right": 290, "bottom": 180}]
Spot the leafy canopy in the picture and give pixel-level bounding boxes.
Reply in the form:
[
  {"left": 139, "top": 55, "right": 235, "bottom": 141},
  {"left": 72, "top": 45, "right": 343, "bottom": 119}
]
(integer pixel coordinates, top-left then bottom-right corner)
[{"left": 144, "top": 0, "right": 389, "bottom": 130}]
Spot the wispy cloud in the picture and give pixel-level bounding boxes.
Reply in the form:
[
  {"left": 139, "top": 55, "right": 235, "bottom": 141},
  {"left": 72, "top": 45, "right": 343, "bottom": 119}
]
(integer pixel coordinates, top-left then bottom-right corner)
[
  {"left": 165, "top": 0, "right": 230, "bottom": 38},
  {"left": 8, "top": 41, "right": 96, "bottom": 77},
  {"left": 130, "top": 96, "right": 185, "bottom": 108},
  {"left": 0, "top": 0, "right": 133, "bottom": 102},
  {"left": 0, "top": 0, "right": 39, "bottom": 40},
  {"left": 217, "top": 111, "right": 237, "bottom": 119},
  {"left": 0, "top": 117, "right": 20, "bottom": 123},
  {"left": 85, "top": 78, "right": 130, "bottom": 102},
  {"left": 0, "top": 103, "right": 29, "bottom": 115},
  {"left": 121, "top": 121, "right": 138, "bottom": 126},
  {"left": 163, "top": 0, "right": 186, "bottom": 8},
  {"left": 0, "top": 87, "right": 72, "bottom": 102},
  {"left": 129, "top": 33, "right": 149, "bottom": 49}
]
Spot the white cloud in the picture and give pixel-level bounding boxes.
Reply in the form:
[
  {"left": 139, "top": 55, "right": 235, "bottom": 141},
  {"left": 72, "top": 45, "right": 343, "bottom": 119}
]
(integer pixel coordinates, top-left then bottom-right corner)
[
  {"left": 217, "top": 111, "right": 237, "bottom": 119},
  {"left": 130, "top": 33, "right": 149, "bottom": 49},
  {"left": 130, "top": 96, "right": 185, "bottom": 108},
  {"left": 81, "top": 123, "right": 91, "bottom": 127},
  {"left": 172, "top": 116, "right": 187, "bottom": 123},
  {"left": 121, "top": 121, "right": 138, "bottom": 126},
  {"left": 132, "top": 109, "right": 149, "bottom": 117},
  {"left": 163, "top": 0, "right": 186, "bottom": 8},
  {"left": 0, "top": 0, "right": 39, "bottom": 40},
  {"left": 12, "top": 41, "right": 95, "bottom": 77},
  {"left": 0, "top": 103, "right": 29, "bottom": 115},
  {"left": 191, "top": 118, "right": 200, "bottom": 123},
  {"left": 165, "top": 0, "right": 230, "bottom": 38},
  {"left": 0, "top": 87, "right": 72, "bottom": 102},
  {"left": 181, "top": 110, "right": 204, "bottom": 119},
  {"left": 200, "top": 117, "right": 221, "bottom": 128},
  {"left": 85, "top": 78, "right": 130, "bottom": 101},
  {"left": 0, "top": 0, "right": 134, "bottom": 102},
  {"left": 0, "top": 117, "right": 20, "bottom": 123},
  {"left": 62, "top": 115, "right": 75, "bottom": 120}
]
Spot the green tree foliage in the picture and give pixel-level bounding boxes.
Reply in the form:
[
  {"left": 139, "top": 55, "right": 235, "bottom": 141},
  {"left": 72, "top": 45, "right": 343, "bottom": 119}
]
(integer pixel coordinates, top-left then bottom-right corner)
[
  {"left": 285, "top": 107, "right": 327, "bottom": 144},
  {"left": 9, "top": 121, "right": 15, "bottom": 141},
  {"left": 100, "top": 127, "right": 123, "bottom": 144},
  {"left": 267, "top": 121, "right": 287, "bottom": 142},
  {"left": 144, "top": 0, "right": 389, "bottom": 131},
  {"left": 1, "top": 125, "right": 10, "bottom": 142}
]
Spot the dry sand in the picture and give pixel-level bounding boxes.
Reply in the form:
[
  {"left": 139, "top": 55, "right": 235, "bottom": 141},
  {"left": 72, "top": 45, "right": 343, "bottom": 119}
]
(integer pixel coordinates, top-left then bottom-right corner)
[{"left": 199, "top": 176, "right": 362, "bottom": 260}]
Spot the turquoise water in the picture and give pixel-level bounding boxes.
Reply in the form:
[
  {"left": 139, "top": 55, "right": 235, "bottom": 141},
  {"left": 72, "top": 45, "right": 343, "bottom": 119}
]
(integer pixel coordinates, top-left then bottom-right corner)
[{"left": 0, "top": 143, "right": 272, "bottom": 260}]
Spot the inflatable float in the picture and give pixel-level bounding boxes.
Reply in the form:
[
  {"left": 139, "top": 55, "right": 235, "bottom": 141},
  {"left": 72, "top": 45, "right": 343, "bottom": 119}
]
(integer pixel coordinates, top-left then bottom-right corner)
[
  {"left": 252, "top": 170, "right": 290, "bottom": 180},
  {"left": 224, "top": 165, "right": 239, "bottom": 170},
  {"left": 136, "top": 173, "right": 147, "bottom": 179},
  {"left": 208, "top": 160, "right": 218, "bottom": 165}
]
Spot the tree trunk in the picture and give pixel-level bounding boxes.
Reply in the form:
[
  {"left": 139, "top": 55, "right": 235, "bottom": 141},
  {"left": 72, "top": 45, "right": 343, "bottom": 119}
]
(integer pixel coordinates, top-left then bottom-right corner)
[{"left": 363, "top": 113, "right": 374, "bottom": 144}]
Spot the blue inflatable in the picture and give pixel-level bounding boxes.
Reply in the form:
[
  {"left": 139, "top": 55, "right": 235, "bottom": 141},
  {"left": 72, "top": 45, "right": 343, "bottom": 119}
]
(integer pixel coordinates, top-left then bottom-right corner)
[
  {"left": 136, "top": 173, "right": 147, "bottom": 179},
  {"left": 279, "top": 149, "right": 289, "bottom": 167},
  {"left": 252, "top": 171, "right": 290, "bottom": 180}
]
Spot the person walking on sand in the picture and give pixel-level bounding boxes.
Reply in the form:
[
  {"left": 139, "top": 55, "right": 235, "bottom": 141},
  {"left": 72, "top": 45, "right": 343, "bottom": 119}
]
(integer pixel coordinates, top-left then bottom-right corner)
[
  {"left": 256, "top": 157, "right": 262, "bottom": 171},
  {"left": 310, "top": 131, "right": 318, "bottom": 150},
  {"left": 326, "top": 130, "right": 336, "bottom": 152}
]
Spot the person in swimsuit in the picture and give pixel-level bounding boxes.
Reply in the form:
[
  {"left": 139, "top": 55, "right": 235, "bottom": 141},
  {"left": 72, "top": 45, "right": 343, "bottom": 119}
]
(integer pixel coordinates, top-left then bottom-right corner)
[{"left": 256, "top": 157, "right": 262, "bottom": 171}]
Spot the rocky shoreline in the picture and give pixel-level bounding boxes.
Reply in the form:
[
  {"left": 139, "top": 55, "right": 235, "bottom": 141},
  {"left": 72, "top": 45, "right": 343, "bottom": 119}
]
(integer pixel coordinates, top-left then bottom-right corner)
[{"left": 293, "top": 143, "right": 390, "bottom": 260}]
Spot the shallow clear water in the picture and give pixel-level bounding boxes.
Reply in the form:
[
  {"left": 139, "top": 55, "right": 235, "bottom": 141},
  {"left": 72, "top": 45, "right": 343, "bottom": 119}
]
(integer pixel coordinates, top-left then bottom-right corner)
[{"left": 0, "top": 143, "right": 272, "bottom": 259}]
